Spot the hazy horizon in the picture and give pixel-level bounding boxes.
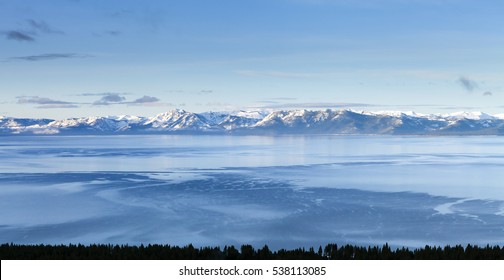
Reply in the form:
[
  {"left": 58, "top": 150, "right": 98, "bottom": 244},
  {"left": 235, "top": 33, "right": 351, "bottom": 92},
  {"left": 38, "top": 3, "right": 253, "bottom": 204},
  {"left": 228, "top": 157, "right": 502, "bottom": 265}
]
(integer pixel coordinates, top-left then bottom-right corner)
[{"left": 2, "top": 107, "right": 504, "bottom": 120}]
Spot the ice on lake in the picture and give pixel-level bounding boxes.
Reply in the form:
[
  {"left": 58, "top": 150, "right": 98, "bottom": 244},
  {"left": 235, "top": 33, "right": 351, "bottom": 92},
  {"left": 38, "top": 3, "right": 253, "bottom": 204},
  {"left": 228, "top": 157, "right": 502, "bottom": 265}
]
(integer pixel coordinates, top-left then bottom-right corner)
[{"left": 1, "top": 135, "right": 504, "bottom": 249}]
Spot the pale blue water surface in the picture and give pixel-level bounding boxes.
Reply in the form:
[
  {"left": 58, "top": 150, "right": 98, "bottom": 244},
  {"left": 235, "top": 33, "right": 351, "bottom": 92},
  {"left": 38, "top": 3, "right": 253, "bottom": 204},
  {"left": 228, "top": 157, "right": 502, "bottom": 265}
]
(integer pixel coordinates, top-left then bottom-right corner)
[{"left": 1, "top": 135, "right": 504, "bottom": 248}]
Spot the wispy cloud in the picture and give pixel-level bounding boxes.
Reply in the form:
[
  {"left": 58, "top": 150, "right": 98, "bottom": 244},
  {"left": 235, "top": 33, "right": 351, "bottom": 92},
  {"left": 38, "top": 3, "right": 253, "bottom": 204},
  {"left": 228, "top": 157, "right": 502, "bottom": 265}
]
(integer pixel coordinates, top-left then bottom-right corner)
[
  {"left": 79, "top": 92, "right": 130, "bottom": 97},
  {"left": 127, "top": 96, "right": 165, "bottom": 107},
  {"left": 254, "top": 102, "right": 375, "bottom": 109},
  {"left": 269, "top": 97, "right": 298, "bottom": 101},
  {"left": 3, "top": 19, "right": 63, "bottom": 43},
  {"left": 457, "top": 76, "right": 478, "bottom": 92},
  {"left": 93, "top": 93, "right": 127, "bottom": 105},
  {"left": 237, "top": 70, "right": 319, "bottom": 78},
  {"left": 225, "top": 103, "right": 469, "bottom": 112},
  {"left": 17, "top": 96, "right": 79, "bottom": 109},
  {"left": 17, "top": 96, "right": 73, "bottom": 105},
  {"left": 109, "top": 9, "right": 133, "bottom": 18},
  {"left": 165, "top": 89, "right": 215, "bottom": 95},
  {"left": 483, "top": 91, "right": 493, "bottom": 96},
  {"left": 440, "top": 106, "right": 477, "bottom": 111},
  {"left": 130, "top": 96, "right": 160, "bottom": 104},
  {"left": 105, "top": 30, "right": 121, "bottom": 36},
  {"left": 9, "top": 53, "right": 92, "bottom": 62},
  {"left": 36, "top": 104, "right": 79, "bottom": 109},
  {"left": 257, "top": 100, "right": 281, "bottom": 104},
  {"left": 166, "top": 90, "right": 186, "bottom": 93},
  {"left": 93, "top": 30, "right": 122, "bottom": 37},
  {"left": 4, "top": 31, "right": 35, "bottom": 42},
  {"left": 27, "top": 19, "right": 64, "bottom": 35},
  {"left": 16, "top": 93, "right": 162, "bottom": 109},
  {"left": 87, "top": 93, "right": 161, "bottom": 106}
]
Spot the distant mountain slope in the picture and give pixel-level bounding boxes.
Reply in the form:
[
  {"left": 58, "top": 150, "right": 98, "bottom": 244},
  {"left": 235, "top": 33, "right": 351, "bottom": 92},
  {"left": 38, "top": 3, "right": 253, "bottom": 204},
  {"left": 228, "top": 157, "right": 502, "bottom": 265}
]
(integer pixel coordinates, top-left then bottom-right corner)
[{"left": 2, "top": 109, "right": 504, "bottom": 135}]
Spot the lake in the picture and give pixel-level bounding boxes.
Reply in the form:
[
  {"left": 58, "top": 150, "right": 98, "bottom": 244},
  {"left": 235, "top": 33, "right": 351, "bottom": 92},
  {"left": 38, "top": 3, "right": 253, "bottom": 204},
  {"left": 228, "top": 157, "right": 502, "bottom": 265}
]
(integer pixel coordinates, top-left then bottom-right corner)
[{"left": 1, "top": 135, "right": 504, "bottom": 249}]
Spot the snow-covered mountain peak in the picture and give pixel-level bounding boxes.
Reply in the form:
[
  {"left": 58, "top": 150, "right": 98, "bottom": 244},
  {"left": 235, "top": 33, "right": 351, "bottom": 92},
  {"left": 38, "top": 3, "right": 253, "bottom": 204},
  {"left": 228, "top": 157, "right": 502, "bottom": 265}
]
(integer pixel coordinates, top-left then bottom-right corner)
[
  {"left": 363, "top": 110, "right": 422, "bottom": 118},
  {"left": 232, "top": 110, "right": 270, "bottom": 119},
  {"left": 2, "top": 109, "right": 504, "bottom": 135},
  {"left": 494, "top": 114, "right": 504, "bottom": 120},
  {"left": 444, "top": 111, "right": 496, "bottom": 120},
  {"left": 47, "top": 118, "right": 80, "bottom": 128},
  {"left": 198, "top": 111, "right": 229, "bottom": 125},
  {"left": 152, "top": 109, "right": 189, "bottom": 120},
  {"left": 109, "top": 115, "right": 144, "bottom": 123},
  {"left": 144, "top": 109, "right": 216, "bottom": 131},
  {"left": 289, "top": 109, "right": 310, "bottom": 117}
]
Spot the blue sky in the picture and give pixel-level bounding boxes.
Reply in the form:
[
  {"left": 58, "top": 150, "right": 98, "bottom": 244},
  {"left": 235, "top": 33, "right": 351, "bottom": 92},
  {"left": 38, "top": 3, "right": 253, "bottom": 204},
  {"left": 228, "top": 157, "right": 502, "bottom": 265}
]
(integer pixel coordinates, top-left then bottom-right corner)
[{"left": 1, "top": 0, "right": 503, "bottom": 118}]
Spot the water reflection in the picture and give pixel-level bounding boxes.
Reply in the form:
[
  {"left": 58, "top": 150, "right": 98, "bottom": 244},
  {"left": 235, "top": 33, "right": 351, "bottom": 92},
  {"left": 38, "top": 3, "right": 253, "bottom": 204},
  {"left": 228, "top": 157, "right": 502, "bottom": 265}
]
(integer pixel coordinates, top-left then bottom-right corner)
[{"left": 1, "top": 135, "right": 504, "bottom": 248}]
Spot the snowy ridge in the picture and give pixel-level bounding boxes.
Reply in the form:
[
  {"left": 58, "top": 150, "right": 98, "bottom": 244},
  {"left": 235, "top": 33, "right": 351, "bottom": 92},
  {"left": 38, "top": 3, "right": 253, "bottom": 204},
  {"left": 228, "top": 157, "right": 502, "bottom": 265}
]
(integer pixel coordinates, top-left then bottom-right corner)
[
  {"left": 441, "top": 111, "right": 497, "bottom": 120},
  {"left": 143, "top": 110, "right": 215, "bottom": 131},
  {"left": 2, "top": 109, "right": 504, "bottom": 135}
]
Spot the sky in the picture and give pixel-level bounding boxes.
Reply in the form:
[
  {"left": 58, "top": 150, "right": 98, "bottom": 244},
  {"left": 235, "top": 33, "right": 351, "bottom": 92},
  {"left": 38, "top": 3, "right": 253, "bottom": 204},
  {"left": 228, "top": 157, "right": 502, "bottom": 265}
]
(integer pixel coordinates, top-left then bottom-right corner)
[{"left": 1, "top": 0, "right": 503, "bottom": 119}]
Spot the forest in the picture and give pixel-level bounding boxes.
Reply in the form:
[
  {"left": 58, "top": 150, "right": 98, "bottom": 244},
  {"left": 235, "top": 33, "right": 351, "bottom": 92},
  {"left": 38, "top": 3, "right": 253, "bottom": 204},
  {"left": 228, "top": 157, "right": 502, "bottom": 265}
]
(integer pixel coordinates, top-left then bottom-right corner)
[{"left": 2, "top": 243, "right": 504, "bottom": 260}]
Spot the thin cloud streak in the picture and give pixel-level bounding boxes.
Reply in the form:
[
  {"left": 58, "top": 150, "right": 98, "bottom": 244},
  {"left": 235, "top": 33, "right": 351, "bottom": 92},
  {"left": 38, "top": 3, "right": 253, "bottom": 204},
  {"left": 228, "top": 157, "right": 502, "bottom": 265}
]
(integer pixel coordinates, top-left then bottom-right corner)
[
  {"left": 37, "top": 104, "right": 79, "bottom": 109},
  {"left": 5, "top": 31, "right": 35, "bottom": 42},
  {"left": 9, "top": 53, "right": 92, "bottom": 62},
  {"left": 27, "top": 19, "right": 65, "bottom": 35},
  {"left": 440, "top": 106, "right": 478, "bottom": 111},
  {"left": 130, "top": 96, "right": 160, "bottom": 104},
  {"left": 16, "top": 93, "right": 162, "bottom": 109},
  {"left": 251, "top": 102, "right": 454, "bottom": 111},
  {"left": 17, "top": 96, "right": 74, "bottom": 105},
  {"left": 165, "top": 90, "right": 215, "bottom": 95},
  {"left": 3, "top": 20, "right": 63, "bottom": 43},
  {"left": 254, "top": 102, "right": 376, "bottom": 109},
  {"left": 89, "top": 94, "right": 162, "bottom": 106},
  {"left": 105, "top": 30, "right": 121, "bottom": 36},
  {"left": 93, "top": 93, "right": 127, "bottom": 105},
  {"left": 79, "top": 92, "right": 131, "bottom": 97},
  {"left": 237, "top": 70, "right": 319, "bottom": 78}
]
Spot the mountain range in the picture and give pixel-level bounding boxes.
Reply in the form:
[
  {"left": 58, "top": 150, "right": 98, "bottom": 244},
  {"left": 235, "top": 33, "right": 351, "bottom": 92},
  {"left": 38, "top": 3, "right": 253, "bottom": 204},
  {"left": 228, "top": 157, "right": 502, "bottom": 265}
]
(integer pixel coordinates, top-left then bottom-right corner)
[{"left": 2, "top": 109, "right": 504, "bottom": 135}]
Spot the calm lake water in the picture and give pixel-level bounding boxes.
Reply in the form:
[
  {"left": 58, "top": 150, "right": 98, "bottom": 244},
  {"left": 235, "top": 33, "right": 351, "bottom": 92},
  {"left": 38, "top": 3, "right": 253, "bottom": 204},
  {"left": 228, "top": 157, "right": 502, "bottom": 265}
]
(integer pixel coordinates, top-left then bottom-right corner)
[{"left": 1, "top": 135, "right": 504, "bottom": 248}]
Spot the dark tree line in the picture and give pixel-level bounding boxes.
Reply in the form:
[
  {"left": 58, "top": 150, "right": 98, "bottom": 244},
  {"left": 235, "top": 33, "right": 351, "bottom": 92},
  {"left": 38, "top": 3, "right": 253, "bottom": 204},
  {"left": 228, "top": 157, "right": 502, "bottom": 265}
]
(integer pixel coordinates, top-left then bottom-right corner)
[{"left": 1, "top": 243, "right": 504, "bottom": 260}]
